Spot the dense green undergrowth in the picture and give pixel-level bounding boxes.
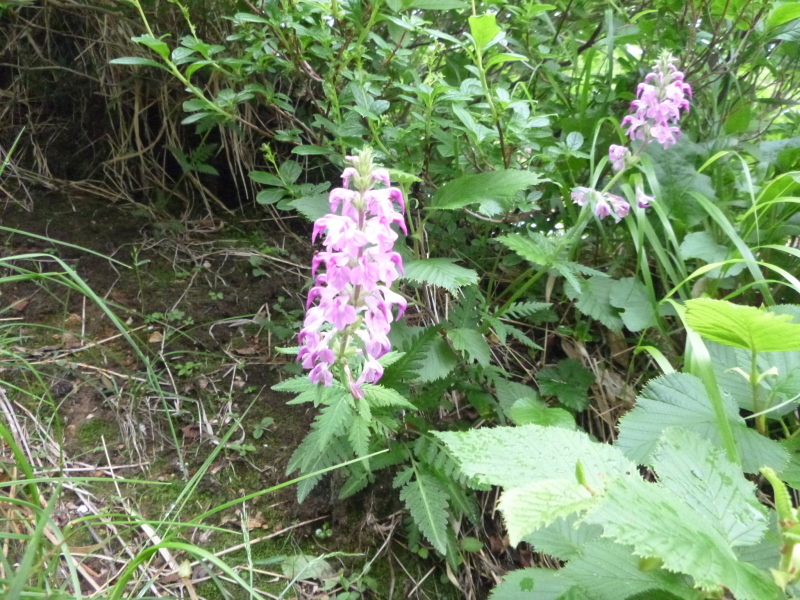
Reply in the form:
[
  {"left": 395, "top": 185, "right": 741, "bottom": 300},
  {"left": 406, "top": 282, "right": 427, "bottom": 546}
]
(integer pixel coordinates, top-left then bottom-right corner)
[{"left": 4, "top": 0, "right": 800, "bottom": 598}]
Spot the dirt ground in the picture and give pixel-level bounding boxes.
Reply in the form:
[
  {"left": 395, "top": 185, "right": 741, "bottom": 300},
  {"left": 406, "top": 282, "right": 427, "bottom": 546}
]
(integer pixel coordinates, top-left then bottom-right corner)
[{"left": 0, "top": 192, "right": 418, "bottom": 597}]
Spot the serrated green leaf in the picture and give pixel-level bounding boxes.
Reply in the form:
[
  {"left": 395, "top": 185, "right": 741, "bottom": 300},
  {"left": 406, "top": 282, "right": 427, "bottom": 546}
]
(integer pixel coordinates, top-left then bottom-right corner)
[
  {"left": 415, "top": 336, "right": 459, "bottom": 382},
  {"left": 272, "top": 376, "right": 314, "bottom": 393},
  {"left": 313, "top": 394, "right": 353, "bottom": 453},
  {"left": 400, "top": 469, "right": 450, "bottom": 555},
  {"left": 565, "top": 276, "right": 623, "bottom": 332},
  {"left": 489, "top": 568, "right": 577, "bottom": 600},
  {"left": 402, "top": 258, "right": 479, "bottom": 294},
  {"left": 404, "top": 0, "right": 467, "bottom": 9},
  {"left": 652, "top": 428, "right": 767, "bottom": 548},
  {"left": 685, "top": 298, "right": 800, "bottom": 352},
  {"left": 361, "top": 384, "right": 416, "bottom": 409},
  {"left": 448, "top": 328, "right": 491, "bottom": 366},
  {"left": 429, "top": 170, "right": 544, "bottom": 210},
  {"left": 348, "top": 416, "right": 371, "bottom": 459},
  {"left": 509, "top": 397, "right": 575, "bottom": 429},
  {"left": 583, "top": 476, "right": 782, "bottom": 600},
  {"left": 608, "top": 278, "right": 657, "bottom": 332},
  {"left": 561, "top": 539, "right": 703, "bottom": 600},
  {"left": 289, "top": 194, "right": 330, "bottom": 221},
  {"left": 437, "top": 424, "right": 634, "bottom": 491},
  {"left": 616, "top": 372, "right": 788, "bottom": 474},
  {"left": 500, "top": 301, "right": 551, "bottom": 319},
  {"left": 525, "top": 514, "right": 602, "bottom": 561},
  {"left": 497, "top": 231, "right": 557, "bottom": 266},
  {"left": 499, "top": 479, "right": 595, "bottom": 546},
  {"left": 537, "top": 359, "right": 595, "bottom": 411}
]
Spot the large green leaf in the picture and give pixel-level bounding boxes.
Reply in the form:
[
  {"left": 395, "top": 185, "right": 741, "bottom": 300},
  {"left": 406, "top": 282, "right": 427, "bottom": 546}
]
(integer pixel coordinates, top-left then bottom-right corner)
[
  {"left": 608, "top": 278, "right": 657, "bottom": 332},
  {"left": 651, "top": 428, "right": 768, "bottom": 548},
  {"left": 499, "top": 479, "right": 595, "bottom": 545},
  {"left": 561, "top": 539, "right": 703, "bottom": 600},
  {"left": 565, "top": 276, "right": 624, "bottom": 332},
  {"left": 583, "top": 476, "right": 782, "bottom": 600},
  {"left": 685, "top": 299, "right": 800, "bottom": 353},
  {"left": 489, "top": 568, "right": 581, "bottom": 600},
  {"left": 616, "top": 372, "right": 788, "bottom": 474},
  {"left": 525, "top": 514, "right": 602, "bottom": 561},
  {"left": 437, "top": 424, "right": 635, "bottom": 491},
  {"left": 402, "top": 258, "right": 479, "bottom": 294},
  {"left": 429, "top": 170, "right": 543, "bottom": 210}
]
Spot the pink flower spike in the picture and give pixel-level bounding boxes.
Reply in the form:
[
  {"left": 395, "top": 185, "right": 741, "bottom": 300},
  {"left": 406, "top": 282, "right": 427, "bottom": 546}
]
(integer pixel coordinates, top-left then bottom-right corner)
[{"left": 298, "top": 149, "right": 407, "bottom": 396}]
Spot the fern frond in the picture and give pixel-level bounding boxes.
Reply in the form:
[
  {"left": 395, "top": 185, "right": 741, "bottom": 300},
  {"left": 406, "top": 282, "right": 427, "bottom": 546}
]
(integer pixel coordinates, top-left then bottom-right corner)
[
  {"left": 501, "top": 301, "right": 551, "bottom": 320},
  {"left": 288, "top": 432, "right": 352, "bottom": 502},
  {"left": 381, "top": 325, "right": 441, "bottom": 388},
  {"left": 400, "top": 465, "right": 451, "bottom": 555}
]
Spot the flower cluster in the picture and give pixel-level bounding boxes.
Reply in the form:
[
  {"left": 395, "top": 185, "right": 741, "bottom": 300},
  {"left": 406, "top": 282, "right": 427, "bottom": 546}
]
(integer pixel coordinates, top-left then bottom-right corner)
[
  {"left": 298, "top": 150, "right": 406, "bottom": 399},
  {"left": 621, "top": 51, "right": 692, "bottom": 149}
]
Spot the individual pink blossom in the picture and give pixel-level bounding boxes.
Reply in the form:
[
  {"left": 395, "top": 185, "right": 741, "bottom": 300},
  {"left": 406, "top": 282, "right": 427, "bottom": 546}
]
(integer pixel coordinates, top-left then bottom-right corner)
[
  {"left": 298, "top": 150, "right": 407, "bottom": 398},
  {"left": 608, "top": 145, "right": 630, "bottom": 172},
  {"left": 635, "top": 186, "right": 654, "bottom": 208},
  {"left": 621, "top": 51, "right": 692, "bottom": 149},
  {"left": 570, "top": 186, "right": 630, "bottom": 222}
]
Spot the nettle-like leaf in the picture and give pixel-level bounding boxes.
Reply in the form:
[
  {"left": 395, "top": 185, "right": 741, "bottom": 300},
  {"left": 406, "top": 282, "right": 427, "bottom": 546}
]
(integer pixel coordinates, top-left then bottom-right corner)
[
  {"left": 565, "top": 275, "right": 624, "bottom": 332},
  {"left": 561, "top": 539, "right": 702, "bottom": 600},
  {"left": 499, "top": 479, "right": 595, "bottom": 546},
  {"left": 508, "top": 396, "right": 576, "bottom": 429},
  {"left": 680, "top": 231, "right": 746, "bottom": 278},
  {"left": 399, "top": 466, "right": 450, "bottom": 555},
  {"left": 429, "top": 169, "right": 545, "bottom": 210},
  {"left": 616, "top": 372, "right": 788, "bottom": 474},
  {"left": 583, "top": 474, "right": 781, "bottom": 600},
  {"left": 608, "top": 277, "right": 657, "bottom": 332},
  {"left": 489, "top": 567, "right": 579, "bottom": 600},
  {"left": 525, "top": 514, "right": 602, "bottom": 562},
  {"left": 402, "top": 258, "right": 479, "bottom": 294},
  {"left": 685, "top": 298, "right": 800, "bottom": 353},
  {"left": 437, "top": 423, "right": 635, "bottom": 491},
  {"left": 537, "top": 359, "right": 595, "bottom": 411},
  {"left": 447, "top": 327, "right": 491, "bottom": 366},
  {"left": 651, "top": 428, "right": 768, "bottom": 548}
]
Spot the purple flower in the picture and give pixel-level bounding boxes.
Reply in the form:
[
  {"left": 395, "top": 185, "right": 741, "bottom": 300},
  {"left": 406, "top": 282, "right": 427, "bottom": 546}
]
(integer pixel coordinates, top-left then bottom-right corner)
[
  {"left": 571, "top": 186, "right": 593, "bottom": 207},
  {"left": 621, "top": 51, "right": 692, "bottom": 149},
  {"left": 298, "top": 149, "right": 407, "bottom": 398},
  {"left": 608, "top": 145, "right": 630, "bottom": 172},
  {"left": 606, "top": 194, "right": 630, "bottom": 220},
  {"left": 571, "top": 186, "right": 631, "bottom": 222},
  {"left": 635, "top": 186, "right": 654, "bottom": 208}
]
